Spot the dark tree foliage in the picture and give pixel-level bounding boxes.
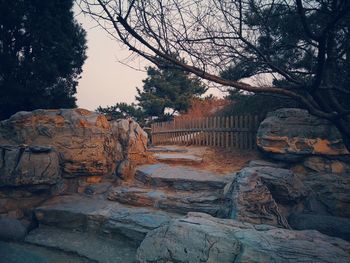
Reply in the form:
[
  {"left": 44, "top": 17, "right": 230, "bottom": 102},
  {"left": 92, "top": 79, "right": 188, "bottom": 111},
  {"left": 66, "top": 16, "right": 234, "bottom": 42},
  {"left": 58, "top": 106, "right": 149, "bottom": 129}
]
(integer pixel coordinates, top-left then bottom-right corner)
[
  {"left": 98, "top": 62, "right": 207, "bottom": 123},
  {"left": 0, "top": 0, "right": 87, "bottom": 120},
  {"left": 136, "top": 63, "right": 207, "bottom": 119},
  {"left": 219, "top": 91, "right": 301, "bottom": 117},
  {"left": 79, "top": 0, "right": 350, "bottom": 150},
  {"left": 96, "top": 102, "right": 145, "bottom": 124}
]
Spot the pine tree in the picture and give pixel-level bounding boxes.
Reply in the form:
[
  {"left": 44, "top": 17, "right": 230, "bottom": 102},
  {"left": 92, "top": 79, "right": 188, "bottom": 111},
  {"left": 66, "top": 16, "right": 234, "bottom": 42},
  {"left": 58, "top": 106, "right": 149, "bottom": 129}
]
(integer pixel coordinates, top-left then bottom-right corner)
[
  {"left": 136, "top": 64, "right": 207, "bottom": 120},
  {"left": 0, "top": 0, "right": 87, "bottom": 119}
]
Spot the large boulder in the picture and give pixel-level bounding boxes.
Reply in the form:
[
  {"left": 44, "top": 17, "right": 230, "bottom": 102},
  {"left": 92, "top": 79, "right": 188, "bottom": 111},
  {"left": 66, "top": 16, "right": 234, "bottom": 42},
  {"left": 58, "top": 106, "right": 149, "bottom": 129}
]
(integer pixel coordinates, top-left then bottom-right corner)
[
  {"left": 257, "top": 108, "right": 349, "bottom": 161},
  {"left": 0, "top": 109, "right": 118, "bottom": 177},
  {"left": 223, "top": 166, "right": 308, "bottom": 228},
  {"left": 0, "top": 218, "right": 27, "bottom": 241},
  {"left": 136, "top": 212, "right": 350, "bottom": 263},
  {"left": 0, "top": 145, "right": 60, "bottom": 186}
]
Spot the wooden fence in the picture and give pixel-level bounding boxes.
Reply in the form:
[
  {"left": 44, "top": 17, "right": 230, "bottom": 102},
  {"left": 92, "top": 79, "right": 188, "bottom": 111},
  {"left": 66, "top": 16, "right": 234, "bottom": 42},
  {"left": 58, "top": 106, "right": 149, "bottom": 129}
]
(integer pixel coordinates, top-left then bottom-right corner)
[{"left": 151, "top": 115, "right": 262, "bottom": 150}]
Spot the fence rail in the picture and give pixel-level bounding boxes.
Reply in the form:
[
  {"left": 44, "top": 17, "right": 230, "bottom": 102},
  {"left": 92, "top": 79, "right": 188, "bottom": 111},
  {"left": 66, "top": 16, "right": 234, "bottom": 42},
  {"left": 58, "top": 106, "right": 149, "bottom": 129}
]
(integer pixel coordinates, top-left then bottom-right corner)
[{"left": 151, "top": 115, "right": 262, "bottom": 150}]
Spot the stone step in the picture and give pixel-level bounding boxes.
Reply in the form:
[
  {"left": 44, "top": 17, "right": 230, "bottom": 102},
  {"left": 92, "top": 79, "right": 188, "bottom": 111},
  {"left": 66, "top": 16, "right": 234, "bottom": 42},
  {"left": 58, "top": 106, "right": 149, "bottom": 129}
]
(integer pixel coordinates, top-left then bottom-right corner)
[
  {"left": 0, "top": 240, "right": 94, "bottom": 263},
  {"left": 32, "top": 195, "right": 179, "bottom": 245},
  {"left": 25, "top": 226, "right": 136, "bottom": 263},
  {"left": 154, "top": 153, "right": 203, "bottom": 164},
  {"left": 135, "top": 163, "right": 232, "bottom": 191},
  {"left": 107, "top": 186, "right": 230, "bottom": 217},
  {"left": 148, "top": 145, "right": 188, "bottom": 153}
]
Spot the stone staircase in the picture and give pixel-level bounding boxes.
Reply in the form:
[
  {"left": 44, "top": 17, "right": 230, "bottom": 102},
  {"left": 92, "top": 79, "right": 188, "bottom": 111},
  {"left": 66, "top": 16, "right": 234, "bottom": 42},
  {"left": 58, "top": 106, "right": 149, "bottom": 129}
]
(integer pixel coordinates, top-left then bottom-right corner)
[
  {"left": 108, "top": 163, "right": 231, "bottom": 216},
  {"left": 24, "top": 145, "right": 234, "bottom": 262}
]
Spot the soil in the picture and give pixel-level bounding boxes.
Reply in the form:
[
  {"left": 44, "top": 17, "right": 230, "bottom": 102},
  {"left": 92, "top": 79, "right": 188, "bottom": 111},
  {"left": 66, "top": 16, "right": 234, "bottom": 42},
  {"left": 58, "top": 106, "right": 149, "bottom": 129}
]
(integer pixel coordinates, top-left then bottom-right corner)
[
  {"left": 199, "top": 147, "right": 260, "bottom": 174},
  {"left": 148, "top": 145, "right": 260, "bottom": 174}
]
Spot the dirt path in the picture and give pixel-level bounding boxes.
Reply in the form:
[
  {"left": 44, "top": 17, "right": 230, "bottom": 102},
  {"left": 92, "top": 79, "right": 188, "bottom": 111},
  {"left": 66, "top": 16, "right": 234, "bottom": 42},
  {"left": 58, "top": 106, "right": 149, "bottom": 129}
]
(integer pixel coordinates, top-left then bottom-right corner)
[{"left": 148, "top": 145, "right": 260, "bottom": 174}]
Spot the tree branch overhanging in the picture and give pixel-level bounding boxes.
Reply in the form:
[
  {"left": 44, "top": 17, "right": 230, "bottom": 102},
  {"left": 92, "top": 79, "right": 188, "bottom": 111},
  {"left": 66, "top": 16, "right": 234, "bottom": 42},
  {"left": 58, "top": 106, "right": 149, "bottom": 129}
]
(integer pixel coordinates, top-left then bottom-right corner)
[{"left": 79, "top": 0, "right": 350, "bottom": 149}]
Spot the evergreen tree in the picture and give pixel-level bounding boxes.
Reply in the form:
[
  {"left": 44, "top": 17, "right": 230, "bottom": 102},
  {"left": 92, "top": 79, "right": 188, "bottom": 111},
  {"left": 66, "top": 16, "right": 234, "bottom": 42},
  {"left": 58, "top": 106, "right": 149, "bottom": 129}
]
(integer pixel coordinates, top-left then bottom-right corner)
[
  {"left": 136, "top": 63, "right": 207, "bottom": 120},
  {"left": 97, "top": 102, "right": 145, "bottom": 124},
  {"left": 0, "top": 0, "right": 87, "bottom": 120}
]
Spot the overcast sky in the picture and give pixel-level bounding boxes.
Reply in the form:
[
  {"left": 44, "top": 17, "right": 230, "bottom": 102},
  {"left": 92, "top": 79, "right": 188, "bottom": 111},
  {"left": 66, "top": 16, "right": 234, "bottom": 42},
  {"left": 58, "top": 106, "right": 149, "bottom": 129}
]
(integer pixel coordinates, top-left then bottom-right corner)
[{"left": 74, "top": 9, "right": 148, "bottom": 111}]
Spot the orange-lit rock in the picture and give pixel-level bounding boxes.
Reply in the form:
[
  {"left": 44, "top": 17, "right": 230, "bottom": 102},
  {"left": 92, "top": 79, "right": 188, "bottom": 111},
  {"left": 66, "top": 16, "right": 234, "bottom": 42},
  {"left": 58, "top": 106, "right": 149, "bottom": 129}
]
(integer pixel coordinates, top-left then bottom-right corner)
[
  {"left": 86, "top": 176, "right": 103, "bottom": 184},
  {"left": 111, "top": 118, "right": 148, "bottom": 179},
  {"left": 110, "top": 118, "right": 148, "bottom": 157},
  {"left": 0, "top": 109, "right": 118, "bottom": 177},
  {"left": 257, "top": 108, "right": 349, "bottom": 160},
  {"left": 303, "top": 156, "right": 350, "bottom": 174}
]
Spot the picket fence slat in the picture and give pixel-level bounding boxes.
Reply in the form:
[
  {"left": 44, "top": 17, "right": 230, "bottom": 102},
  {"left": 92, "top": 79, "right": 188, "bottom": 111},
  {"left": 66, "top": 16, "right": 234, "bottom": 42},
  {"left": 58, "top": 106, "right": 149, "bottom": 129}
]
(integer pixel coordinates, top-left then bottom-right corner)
[{"left": 151, "top": 115, "right": 262, "bottom": 150}]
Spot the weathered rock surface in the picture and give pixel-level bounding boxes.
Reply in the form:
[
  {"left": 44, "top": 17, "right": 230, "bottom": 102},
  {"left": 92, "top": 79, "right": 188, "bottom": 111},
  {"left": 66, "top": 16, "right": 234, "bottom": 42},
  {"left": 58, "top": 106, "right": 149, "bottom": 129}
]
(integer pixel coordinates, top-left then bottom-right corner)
[
  {"left": 302, "top": 172, "right": 350, "bottom": 218},
  {"left": 0, "top": 218, "right": 27, "bottom": 241},
  {"left": 224, "top": 166, "right": 308, "bottom": 228},
  {"left": 248, "top": 159, "right": 287, "bottom": 168},
  {"left": 154, "top": 153, "right": 203, "bottom": 164},
  {"left": 116, "top": 159, "right": 135, "bottom": 180},
  {"left": 288, "top": 213, "right": 350, "bottom": 241},
  {"left": 135, "top": 164, "right": 231, "bottom": 191},
  {"left": 136, "top": 212, "right": 350, "bottom": 263},
  {"left": 26, "top": 226, "right": 137, "bottom": 263},
  {"left": 148, "top": 145, "right": 188, "bottom": 153},
  {"left": 33, "top": 195, "right": 178, "bottom": 244},
  {"left": 0, "top": 241, "right": 94, "bottom": 263},
  {"left": 0, "top": 145, "right": 60, "bottom": 186},
  {"left": 303, "top": 156, "right": 350, "bottom": 174},
  {"left": 0, "top": 109, "right": 117, "bottom": 177},
  {"left": 257, "top": 108, "right": 349, "bottom": 160},
  {"left": 111, "top": 118, "right": 148, "bottom": 179},
  {"left": 107, "top": 186, "right": 227, "bottom": 216},
  {"left": 110, "top": 118, "right": 148, "bottom": 161}
]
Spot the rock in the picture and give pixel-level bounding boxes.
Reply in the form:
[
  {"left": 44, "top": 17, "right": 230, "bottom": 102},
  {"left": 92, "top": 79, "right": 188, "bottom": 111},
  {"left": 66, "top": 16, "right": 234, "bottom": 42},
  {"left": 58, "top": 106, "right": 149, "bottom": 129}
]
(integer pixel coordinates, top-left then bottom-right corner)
[
  {"left": 0, "top": 108, "right": 118, "bottom": 177},
  {"left": 0, "top": 145, "right": 61, "bottom": 186},
  {"left": 303, "top": 156, "right": 350, "bottom": 174},
  {"left": 0, "top": 192, "right": 50, "bottom": 217},
  {"left": 33, "top": 195, "right": 178, "bottom": 244},
  {"left": 110, "top": 118, "right": 148, "bottom": 162},
  {"left": 107, "top": 186, "right": 226, "bottom": 216},
  {"left": 0, "top": 218, "right": 27, "bottom": 241},
  {"left": 25, "top": 226, "right": 137, "bottom": 263},
  {"left": 289, "top": 213, "right": 350, "bottom": 241},
  {"left": 248, "top": 159, "right": 287, "bottom": 168},
  {"left": 154, "top": 153, "right": 203, "bottom": 164},
  {"left": 224, "top": 167, "right": 308, "bottom": 228},
  {"left": 148, "top": 146, "right": 188, "bottom": 153},
  {"left": 253, "top": 166, "right": 308, "bottom": 204},
  {"left": 224, "top": 168, "right": 288, "bottom": 227},
  {"left": 136, "top": 212, "right": 350, "bottom": 263},
  {"left": 83, "top": 182, "right": 112, "bottom": 196},
  {"left": 0, "top": 241, "right": 94, "bottom": 263},
  {"left": 257, "top": 108, "right": 349, "bottom": 160},
  {"left": 116, "top": 159, "right": 134, "bottom": 180},
  {"left": 135, "top": 164, "right": 231, "bottom": 191},
  {"left": 303, "top": 172, "right": 350, "bottom": 217}
]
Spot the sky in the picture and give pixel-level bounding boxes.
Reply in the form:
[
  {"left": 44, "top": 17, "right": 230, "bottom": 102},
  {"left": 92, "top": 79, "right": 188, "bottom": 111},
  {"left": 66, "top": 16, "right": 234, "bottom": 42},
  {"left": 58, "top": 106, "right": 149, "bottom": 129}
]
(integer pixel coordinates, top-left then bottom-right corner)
[
  {"left": 74, "top": 7, "right": 224, "bottom": 111},
  {"left": 75, "top": 9, "right": 148, "bottom": 111}
]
